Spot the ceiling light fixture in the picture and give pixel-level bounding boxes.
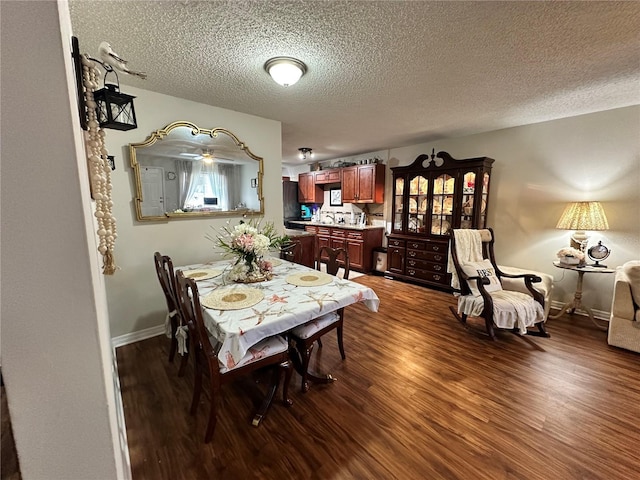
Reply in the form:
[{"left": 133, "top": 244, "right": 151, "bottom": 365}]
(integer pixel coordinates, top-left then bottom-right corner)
[
  {"left": 298, "top": 147, "right": 313, "bottom": 160},
  {"left": 265, "top": 57, "right": 307, "bottom": 87}
]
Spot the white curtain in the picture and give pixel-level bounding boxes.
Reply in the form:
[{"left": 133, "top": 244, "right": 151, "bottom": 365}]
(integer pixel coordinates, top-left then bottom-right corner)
[
  {"left": 218, "top": 164, "right": 241, "bottom": 209},
  {"left": 210, "top": 164, "right": 229, "bottom": 211},
  {"left": 176, "top": 159, "right": 194, "bottom": 209},
  {"left": 183, "top": 160, "right": 203, "bottom": 208}
]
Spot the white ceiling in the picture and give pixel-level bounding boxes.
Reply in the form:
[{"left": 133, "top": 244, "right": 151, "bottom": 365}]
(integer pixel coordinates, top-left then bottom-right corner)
[{"left": 69, "top": 1, "right": 640, "bottom": 165}]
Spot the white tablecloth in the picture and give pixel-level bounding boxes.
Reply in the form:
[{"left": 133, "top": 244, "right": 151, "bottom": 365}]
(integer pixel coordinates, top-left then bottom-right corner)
[{"left": 176, "top": 259, "right": 380, "bottom": 369}]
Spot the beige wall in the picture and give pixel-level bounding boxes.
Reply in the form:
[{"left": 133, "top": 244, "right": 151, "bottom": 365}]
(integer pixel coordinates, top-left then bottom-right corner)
[
  {"left": 1, "top": 1, "right": 125, "bottom": 478},
  {"left": 388, "top": 106, "right": 640, "bottom": 313},
  {"left": 101, "top": 87, "right": 282, "bottom": 338},
  {"left": 287, "top": 106, "right": 639, "bottom": 314}
]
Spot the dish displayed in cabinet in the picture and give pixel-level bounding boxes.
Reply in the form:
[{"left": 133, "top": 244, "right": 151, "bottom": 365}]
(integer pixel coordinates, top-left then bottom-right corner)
[
  {"left": 443, "top": 196, "right": 453, "bottom": 214},
  {"left": 409, "top": 177, "right": 428, "bottom": 195},
  {"left": 431, "top": 219, "right": 451, "bottom": 235}
]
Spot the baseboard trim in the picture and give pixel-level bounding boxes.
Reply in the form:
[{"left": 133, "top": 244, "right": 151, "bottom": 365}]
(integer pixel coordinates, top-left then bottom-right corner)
[
  {"left": 549, "top": 300, "right": 610, "bottom": 322},
  {"left": 111, "top": 325, "right": 165, "bottom": 349}
]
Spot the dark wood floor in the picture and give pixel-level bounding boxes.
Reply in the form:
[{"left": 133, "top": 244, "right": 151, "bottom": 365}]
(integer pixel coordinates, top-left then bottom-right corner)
[{"left": 116, "top": 275, "right": 640, "bottom": 480}]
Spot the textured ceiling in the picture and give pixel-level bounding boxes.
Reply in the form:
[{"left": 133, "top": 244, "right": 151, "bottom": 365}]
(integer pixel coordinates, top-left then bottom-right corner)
[{"left": 69, "top": 1, "right": 640, "bottom": 165}]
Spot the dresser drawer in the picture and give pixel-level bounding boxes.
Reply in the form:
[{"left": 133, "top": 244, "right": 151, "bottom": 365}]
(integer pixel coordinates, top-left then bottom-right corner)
[
  {"left": 424, "top": 242, "right": 447, "bottom": 254},
  {"left": 406, "top": 240, "right": 426, "bottom": 250},
  {"left": 347, "top": 230, "right": 364, "bottom": 241},
  {"left": 406, "top": 258, "right": 447, "bottom": 273},
  {"left": 405, "top": 268, "right": 451, "bottom": 286},
  {"left": 406, "top": 249, "right": 431, "bottom": 261},
  {"left": 317, "top": 227, "right": 331, "bottom": 236},
  {"left": 331, "top": 228, "right": 346, "bottom": 238},
  {"left": 305, "top": 226, "right": 318, "bottom": 234},
  {"left": 388, "top": 238, "right": 406, "bottom": 248}
]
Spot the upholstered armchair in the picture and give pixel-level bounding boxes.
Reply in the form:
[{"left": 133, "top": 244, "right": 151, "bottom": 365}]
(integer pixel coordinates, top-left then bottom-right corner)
[{"left": 608, "top": 260, "right": 640, "bottom": 353}]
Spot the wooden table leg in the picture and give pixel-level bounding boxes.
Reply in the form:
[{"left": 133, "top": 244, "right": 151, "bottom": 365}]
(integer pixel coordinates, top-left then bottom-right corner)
[
  {"left": 288, "top": 343, "right": 336, "bottom": 391},
  {"left": 549, "top": 270, "right": 608, "bottom": 331}
]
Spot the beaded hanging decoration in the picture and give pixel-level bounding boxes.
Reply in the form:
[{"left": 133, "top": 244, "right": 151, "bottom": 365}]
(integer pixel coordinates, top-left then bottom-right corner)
[{"left": 81, "top": 55, "right": 117, "bottom": 274}]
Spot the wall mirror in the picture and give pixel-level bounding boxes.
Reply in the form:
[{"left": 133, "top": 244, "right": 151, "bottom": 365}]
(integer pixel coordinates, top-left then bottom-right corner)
[{"left": 129, "top": 121, "right": 264, "bottom": 221}]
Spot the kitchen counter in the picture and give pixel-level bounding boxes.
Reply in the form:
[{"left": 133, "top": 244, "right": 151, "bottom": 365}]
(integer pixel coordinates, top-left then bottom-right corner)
[
  {"left": 287, "top": 220, "right": 384, "bottom": 231},
  {"left": 284, "top": 228, "right": 315, "bottom": 237}
]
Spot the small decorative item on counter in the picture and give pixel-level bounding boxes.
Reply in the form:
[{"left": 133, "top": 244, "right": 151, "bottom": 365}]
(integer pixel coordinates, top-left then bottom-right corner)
[
  {"left": 207, "top": 219, "right": 290, "bottom": 283},
  {"left": 556, "top": 247, "right": 585, "bottom": 266}
]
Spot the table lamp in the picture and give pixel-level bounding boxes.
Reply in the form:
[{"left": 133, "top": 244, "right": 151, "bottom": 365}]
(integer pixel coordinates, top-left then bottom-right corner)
[{"left": 556, "top": 201, "right": 609, "bottom": 252}]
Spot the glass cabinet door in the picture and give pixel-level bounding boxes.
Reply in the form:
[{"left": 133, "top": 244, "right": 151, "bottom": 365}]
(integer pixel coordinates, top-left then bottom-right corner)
[
  {"left": 431, "top": 173, "right": 455, "bottom": 235},
  {"left": 392, "top": 177, "right": 405, "bottom": 232},
  {"left": 480, "top": 172, "right": 490, "bottom": 228},
  {"left": 408, "top": 174, "right": 428, "bottom": 234},
  {"left": 460, "top": 171, "right": 476, "bottom": 229}
]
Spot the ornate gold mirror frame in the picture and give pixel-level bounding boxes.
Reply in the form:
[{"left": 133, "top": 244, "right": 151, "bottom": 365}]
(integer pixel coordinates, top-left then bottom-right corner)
[{"left": 129, "top": 121, "right": 264, "bottom": 221}]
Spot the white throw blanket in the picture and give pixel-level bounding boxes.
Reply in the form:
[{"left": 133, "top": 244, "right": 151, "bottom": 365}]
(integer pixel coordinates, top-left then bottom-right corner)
[
  {"left": 448, "top": 229, "right": 483, "bottom": 290},
  {"left": 458, "top": 290, "right": 544, "bottom": 335}
]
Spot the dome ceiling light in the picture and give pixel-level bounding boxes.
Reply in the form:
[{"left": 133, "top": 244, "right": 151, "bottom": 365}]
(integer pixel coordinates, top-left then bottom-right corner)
[
  {"left": 298, "top": 147, "right": 313, "bottom": 160},
  {"left": 264, "top": 57, "right": 307, "bottom": 87}
]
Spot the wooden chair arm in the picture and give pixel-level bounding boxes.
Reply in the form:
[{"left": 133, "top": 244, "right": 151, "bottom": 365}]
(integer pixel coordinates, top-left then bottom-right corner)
[{"left": 496, "top": 269, "right": 542, "bottom": 283}]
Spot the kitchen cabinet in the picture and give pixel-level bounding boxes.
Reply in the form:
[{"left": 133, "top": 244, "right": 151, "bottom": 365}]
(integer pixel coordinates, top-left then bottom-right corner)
[
  {"left": 387, "top": 150, "right": 494, "bottom": 291},
  {"left": 298, "top": 172, "right": 323, "bottom": 204},
  {"left": 304, "top": 225, "right": 384, "bottom": 272},
  {"left": 340, "top": 164, "right": 385, "bottom": 204},
  {"left": 314, "top": 169, "right": 341, "bottom": 185}
]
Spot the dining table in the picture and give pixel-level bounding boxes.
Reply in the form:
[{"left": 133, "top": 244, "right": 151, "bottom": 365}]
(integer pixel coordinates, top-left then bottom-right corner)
[{"left": 175, "top": 256, "right": 380, "bottom": 383}]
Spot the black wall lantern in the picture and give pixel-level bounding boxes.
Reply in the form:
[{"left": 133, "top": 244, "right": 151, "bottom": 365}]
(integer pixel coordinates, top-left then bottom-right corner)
[
  {"left": 93, "top": 83, "right": 137, "bottom": 131},
  {"left": 72, "top": 36, "right": 138, "bottom": 131}
]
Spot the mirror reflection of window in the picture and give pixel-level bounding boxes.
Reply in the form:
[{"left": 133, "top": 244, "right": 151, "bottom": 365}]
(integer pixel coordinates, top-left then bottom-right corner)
[{"left": 181, "top": 163, "right": 241, "bottom": 211}]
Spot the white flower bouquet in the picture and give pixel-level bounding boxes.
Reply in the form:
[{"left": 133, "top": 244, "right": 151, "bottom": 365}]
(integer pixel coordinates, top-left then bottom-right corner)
[{"left": 207, "top": 219, "right": 289, "bottom": 282}]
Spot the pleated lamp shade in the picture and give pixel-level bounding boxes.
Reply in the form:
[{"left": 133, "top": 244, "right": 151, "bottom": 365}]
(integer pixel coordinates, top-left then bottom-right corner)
[
  {"left": 556, "top": 202, "right": 609, "bottom": 231},
  {"left": 556, "top": 201, "right": 609, "bottom": 250}
]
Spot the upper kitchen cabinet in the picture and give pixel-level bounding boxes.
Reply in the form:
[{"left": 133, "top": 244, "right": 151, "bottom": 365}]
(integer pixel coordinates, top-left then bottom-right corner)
[
  {"left": 298, "top": 172, "right": 323, "bottom": 204},
  {"left": 341, "top": 164, "right": 386, "bottom": 203},
  {"left": 314, "top": 168, "right": 341, "bottom": 185}
]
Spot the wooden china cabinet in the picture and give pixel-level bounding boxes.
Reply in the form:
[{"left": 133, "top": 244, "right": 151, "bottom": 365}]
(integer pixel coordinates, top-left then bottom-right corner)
[{"left": 387, "top": 150, "right": 494, "bottom": 291}]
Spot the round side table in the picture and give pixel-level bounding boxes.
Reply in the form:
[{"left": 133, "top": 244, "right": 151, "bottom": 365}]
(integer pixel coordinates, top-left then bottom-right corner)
[{"left": 549, "top": 261, "right": 615, "bottom": 330}]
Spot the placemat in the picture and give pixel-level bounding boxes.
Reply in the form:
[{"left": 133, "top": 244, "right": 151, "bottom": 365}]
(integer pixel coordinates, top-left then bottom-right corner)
[
  {"left": 183, "top": 268, "right": 223, "bottom": 281},
  {"left": 265, "top": 257, "right": 283, "bottom": 267},
  {"left": 286, "top": 271, "right": 333, "bottom": 287},
  {"left": 201, "top": 287, "right": 264, "bottom": 310}
]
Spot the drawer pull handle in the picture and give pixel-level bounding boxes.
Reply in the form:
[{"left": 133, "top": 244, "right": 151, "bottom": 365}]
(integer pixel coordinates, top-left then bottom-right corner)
[
  {"left": 408, "top": 269, "right": 415, "bottom": 276},
  {"left": 433, "top": 275, "right": 441, "bottom": 281},
  {"left": 409, "top": 260, "right": 416, "bottom": 266},
  {"left": 434, "top": 265, "right": 441, "bottom": 271},
  {"left": 411, "top": 243, "right": 419, "bottom": 248},
  {"left": 409, "top": 251, "right": 416, "bottom": 257},
  {"left": 433, "top": 246, "right": 440, "bottom": 251},
  {"left": 434, "top": 255, "right": 442, "bottom": 261}
]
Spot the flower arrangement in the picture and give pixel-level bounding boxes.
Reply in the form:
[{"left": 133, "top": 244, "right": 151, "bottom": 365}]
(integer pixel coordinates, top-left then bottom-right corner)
[
  {"left": 557, "top": 247, "right": 585, "bottom": 265},
  {"left": 207, "top": 219, "right": 290, "bottom": 282}
]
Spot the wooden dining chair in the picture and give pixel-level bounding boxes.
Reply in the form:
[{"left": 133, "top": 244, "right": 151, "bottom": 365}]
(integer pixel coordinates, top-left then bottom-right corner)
[
  {"left": 288, "top": 246, "right": 349, "bottom": 392},
  {"left": 175, "top": 270, "right": 293, "bottom": 443},
  {"left": 279, "top": 240, "right": 299, "bottom": 263},
  {"left": 153, "top": 252, "right": 189, "bottom": 376}
]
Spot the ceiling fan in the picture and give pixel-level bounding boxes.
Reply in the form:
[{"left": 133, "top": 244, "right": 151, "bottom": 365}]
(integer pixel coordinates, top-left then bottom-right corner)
[{"left": 180, "top": 147, "right": 215, "bottom": 163}]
